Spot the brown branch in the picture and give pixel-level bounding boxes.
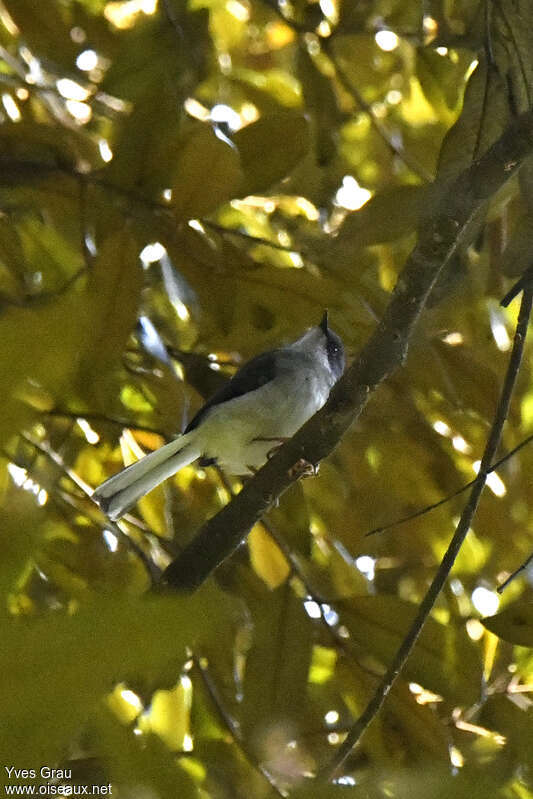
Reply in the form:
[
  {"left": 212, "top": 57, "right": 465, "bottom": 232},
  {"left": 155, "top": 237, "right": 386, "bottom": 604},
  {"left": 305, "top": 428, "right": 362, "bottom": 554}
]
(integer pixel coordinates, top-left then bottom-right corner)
[
  {"left": 318, "top": 273, "right": 533, "bottom": 781},
  {"left": 161, "top": 110, "right": 533, "bottom": 594}
]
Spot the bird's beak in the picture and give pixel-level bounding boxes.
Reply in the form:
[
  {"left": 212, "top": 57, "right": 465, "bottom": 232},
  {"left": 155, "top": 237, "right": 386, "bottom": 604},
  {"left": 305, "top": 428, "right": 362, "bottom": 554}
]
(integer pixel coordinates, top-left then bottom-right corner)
[{"left": 320, "top": 310, "right": 329, "bottom": 334}]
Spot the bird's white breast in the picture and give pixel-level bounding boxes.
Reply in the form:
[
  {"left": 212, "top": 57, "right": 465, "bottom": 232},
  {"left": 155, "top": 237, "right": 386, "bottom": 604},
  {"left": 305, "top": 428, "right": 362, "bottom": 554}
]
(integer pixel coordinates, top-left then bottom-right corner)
[{"left": 195, "top": 360, "right": 331, "bottom": 474}]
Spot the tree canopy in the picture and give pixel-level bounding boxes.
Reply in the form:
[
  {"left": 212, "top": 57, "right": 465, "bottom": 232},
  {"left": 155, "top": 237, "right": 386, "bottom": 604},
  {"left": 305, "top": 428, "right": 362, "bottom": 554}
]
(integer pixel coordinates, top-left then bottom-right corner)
[{"left": 1, "top": 0, "right": 533, "bottom": 797}]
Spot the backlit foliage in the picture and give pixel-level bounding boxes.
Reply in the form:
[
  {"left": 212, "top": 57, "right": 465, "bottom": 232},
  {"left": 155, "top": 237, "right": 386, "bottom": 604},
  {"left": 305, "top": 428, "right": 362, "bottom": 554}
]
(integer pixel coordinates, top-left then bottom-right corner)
[{"left": 0, "top": 0, "right": 532, "bottom": 796}]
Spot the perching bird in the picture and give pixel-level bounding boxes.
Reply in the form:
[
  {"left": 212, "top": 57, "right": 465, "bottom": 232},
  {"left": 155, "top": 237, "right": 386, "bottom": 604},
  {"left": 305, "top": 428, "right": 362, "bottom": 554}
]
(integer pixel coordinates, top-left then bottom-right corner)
[{"left": 93, "top": 312, "right": 345, "bottom": 521}]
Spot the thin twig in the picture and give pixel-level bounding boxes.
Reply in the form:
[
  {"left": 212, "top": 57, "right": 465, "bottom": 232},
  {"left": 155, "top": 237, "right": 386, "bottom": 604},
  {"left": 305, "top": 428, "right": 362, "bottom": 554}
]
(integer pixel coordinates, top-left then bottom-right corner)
[
  {"left": 19, "top": 433, "right": 164, "bottom": 585},
  {"left": 0, "top": 158, "right": 169, "bottom": 213},
  {"left": 192, "top": 655, "right": 286, "bottom": 797},
  {"left": 318, "top": 278, "right": 533, "bottom": 781},
  {"left": 46, "top": 408, "right": 168, "bottom": 437},
  {"left": 497, "top": 551, "right": 533, "bottom": 592},
  {"left": 201, "top": 219, "right": 303, "bottom": 254},
  {"left": 365, "top": 432, "right": 533, "bottom": 537},
  {"left": 0, "top": 442, "right": 163, "bottom": 585},
  {"left": 323, "top": 40, "right": 433, "bottom": 182}
]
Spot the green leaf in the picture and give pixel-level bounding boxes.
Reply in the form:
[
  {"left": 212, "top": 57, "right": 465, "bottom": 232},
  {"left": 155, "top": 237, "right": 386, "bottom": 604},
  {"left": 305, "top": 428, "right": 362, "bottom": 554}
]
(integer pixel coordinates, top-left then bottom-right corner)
[
  {"left": 92, "top": 708, "right": 200, "bottom": 798},
  {"left": 0, "top": 122, "right": 101, "bottom": 171},
  {"left": 0, "top": 491, "right": 44, "bottom": 595},
  {"left": 500, "top": 207, "right": 533, "bottom": 277},
  {"left": 0, "top": 219, "right": 26, "bottom": 301},
  {"left": 416, "top": 48, "right": 465, "bottom": 120},
  {"left": 79, "top": 228, "right": 143, "bottom": 406},
  {"left": 291, "top": 768, "right": 509, "bottom": 799},
  {"left": 248, "top": 524, "right": 290, "bottom": 589},
  {"left": 0, "top": 285, "right": 87, "bottom": 444},
  {"left": 339, "top": 596, "right": 482, "bottom": 705},
  {"left": 241, "top": 585, "right": 314, "bottom": 740},
  {"left": 0, "top": 585, "right": 238, "bottom": 764},
  {"left": 233, "top": 112, "right": 310, "bottom": 195},
  {"left": 297, "top": 45, "right": 343, "bottom": 165},
  {"left": 231, "top": 66, "right": 302, "bottom": 109},
  {"left": 16, "top": 215, "right": 84, "bottom": 290},
  {"left": 103, "top": 13, "right": 210, "bottom": 194},
  {"left": 102, "top": 13, "right": 209, "bottom": 104},
  {"left": 492, "top": 0, "right": 533, "bottom": 115},
  {"left": 333, "top": 184, "right": 431, "bottom": 250},
  {"left": 172, "top": 124, "right": 243, "bottom": 219},
  {"left": 479, "top": 694, "right": 533, "bottom": 777},
  {"left": 3, "top": 0, "right": 78, "bottom": 68},
  {"left": 481, "top": 601, "right": 533, "bottom": 647},
  {"left": 0, "top": 222, "right": 142, "bottom": 436},
  {"left": 105, "top": 91, "right": 183, "bottom": 194},
  {"left": 437, "top": 54, "right": 511, "bottom": 181}
]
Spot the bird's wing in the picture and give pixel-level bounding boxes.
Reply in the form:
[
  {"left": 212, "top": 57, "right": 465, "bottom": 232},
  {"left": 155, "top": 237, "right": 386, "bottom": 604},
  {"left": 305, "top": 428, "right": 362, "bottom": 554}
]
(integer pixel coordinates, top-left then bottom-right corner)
[{"left": 185, "top": 349, "right": 280, "bottom": 432}]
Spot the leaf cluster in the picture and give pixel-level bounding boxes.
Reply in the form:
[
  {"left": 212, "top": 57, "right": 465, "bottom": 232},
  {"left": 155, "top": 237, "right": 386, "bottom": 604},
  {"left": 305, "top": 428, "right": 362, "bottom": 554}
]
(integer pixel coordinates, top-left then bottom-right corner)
[{"left": 1, "top": 0, "right": 533, "bottom": 797}]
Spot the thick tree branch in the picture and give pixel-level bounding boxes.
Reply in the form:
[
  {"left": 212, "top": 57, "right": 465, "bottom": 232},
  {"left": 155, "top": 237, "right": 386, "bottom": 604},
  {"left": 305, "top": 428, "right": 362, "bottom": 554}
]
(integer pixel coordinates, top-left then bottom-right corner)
[
  {"left": 319, "top": 271, "right": 533, "bottom": 781},
  {"left": 161, "top": 110, "right": 533, "bottom": 594}
]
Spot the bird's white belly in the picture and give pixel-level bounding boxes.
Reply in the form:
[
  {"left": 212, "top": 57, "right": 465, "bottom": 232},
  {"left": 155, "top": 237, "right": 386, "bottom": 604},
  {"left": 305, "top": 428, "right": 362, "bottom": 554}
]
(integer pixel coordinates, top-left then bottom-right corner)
[{"left": 197, "top": 370, "right": 328, "bottom": 474}]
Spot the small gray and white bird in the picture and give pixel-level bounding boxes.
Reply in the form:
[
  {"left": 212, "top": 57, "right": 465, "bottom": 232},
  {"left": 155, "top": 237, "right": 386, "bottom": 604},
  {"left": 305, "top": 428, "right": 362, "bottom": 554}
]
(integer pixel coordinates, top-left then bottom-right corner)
[{"left": 93, "top": 312, "right": 345, "bottom": 521}]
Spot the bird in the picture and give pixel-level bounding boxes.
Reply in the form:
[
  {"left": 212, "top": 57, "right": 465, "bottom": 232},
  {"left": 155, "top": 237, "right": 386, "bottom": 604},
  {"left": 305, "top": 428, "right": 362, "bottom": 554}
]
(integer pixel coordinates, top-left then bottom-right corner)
[{"left": 93, "top": 312, "right": 345, "bottom": 521}]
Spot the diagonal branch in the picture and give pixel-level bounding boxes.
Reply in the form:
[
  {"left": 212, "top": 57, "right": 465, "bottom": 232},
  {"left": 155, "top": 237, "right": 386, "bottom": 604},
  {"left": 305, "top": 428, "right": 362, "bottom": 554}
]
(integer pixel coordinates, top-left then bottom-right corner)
[
  {"left": 498, "top": 549, "right": 533, "bottom": 591},
  {"left": 161, "top": 110, "right": 533, "bottom": 594},
  {"left": 318, "top": 271, "right": 533, "bottom": 781}
]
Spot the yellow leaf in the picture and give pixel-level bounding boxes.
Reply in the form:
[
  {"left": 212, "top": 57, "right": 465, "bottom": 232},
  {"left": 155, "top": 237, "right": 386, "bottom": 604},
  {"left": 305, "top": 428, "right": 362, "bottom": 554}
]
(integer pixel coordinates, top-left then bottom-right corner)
[
  {"left": 248, "top": 523, "right": 290, "bottom": 589},
  {"left": 107, "top": 682, "right": 143, "bottom": 725},
  {"left": 139, "top": 680, "right": 191, "bottom": 751}
]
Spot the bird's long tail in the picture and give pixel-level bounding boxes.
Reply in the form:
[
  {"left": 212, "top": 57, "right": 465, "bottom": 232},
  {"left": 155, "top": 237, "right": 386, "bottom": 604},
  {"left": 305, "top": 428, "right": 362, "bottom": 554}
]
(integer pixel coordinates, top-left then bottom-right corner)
[{"left": 92, "top": 431, "right": 201, "bottom": 521}]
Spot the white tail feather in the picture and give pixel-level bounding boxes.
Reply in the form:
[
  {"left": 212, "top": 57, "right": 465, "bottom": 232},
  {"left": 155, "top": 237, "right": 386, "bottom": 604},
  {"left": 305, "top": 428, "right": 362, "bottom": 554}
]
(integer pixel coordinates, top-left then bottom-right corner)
[{"left": 93, "top": 431, "right": 200, "bottom": 521}]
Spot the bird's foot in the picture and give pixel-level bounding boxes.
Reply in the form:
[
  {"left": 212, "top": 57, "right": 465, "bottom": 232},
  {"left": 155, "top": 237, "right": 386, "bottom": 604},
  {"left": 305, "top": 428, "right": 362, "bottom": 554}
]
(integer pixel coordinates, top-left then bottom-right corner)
[{"left": 289, "top": 458, "right": 319, "bottom": 479}]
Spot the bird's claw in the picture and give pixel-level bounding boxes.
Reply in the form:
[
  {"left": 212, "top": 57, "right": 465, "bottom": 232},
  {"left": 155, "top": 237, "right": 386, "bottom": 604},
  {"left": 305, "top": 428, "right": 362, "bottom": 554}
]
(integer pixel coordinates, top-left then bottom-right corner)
[
  {"left": 251, "top": 436, "right": 290, "bottom": 460},
  {"left": 289, "top": 458, "right": 319, "bottom": 479}
]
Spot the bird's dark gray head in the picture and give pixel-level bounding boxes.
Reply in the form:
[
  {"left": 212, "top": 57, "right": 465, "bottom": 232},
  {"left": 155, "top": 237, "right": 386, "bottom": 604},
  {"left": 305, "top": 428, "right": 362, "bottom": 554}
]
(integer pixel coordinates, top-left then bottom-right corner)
[{"left": 319, "top": 311, "right": 345, "bottom": 382}]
